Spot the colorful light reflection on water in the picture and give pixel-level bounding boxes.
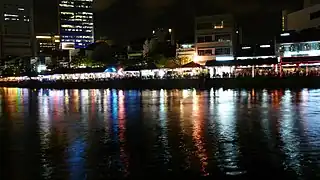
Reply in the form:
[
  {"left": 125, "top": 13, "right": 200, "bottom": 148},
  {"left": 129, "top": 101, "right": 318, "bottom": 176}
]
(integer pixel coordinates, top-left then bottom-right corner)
[{"left": 1, "top": 88, "right": 320, "bottom": 179}]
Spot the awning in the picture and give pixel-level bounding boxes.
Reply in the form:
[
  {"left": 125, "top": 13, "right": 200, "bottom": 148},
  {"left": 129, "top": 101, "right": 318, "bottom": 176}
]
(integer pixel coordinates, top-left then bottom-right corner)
[
  {"left": 182, "top": 61, "right": 202, "bottom": 68},
  {"left": 205, "top": 58, "right": 278, "bottom": 66},
  {"left": 164, "top": 60, "right": 180, "bottom": 69},
  {"left": 238, "top": 58, "right": 278, "bottom": 66},
  {"left": 281, "top": 56, "right": 320, "bottom": 64},
  {"left": 205, "top": 60, "right": 237, "bottom": 66},
  {"left": 124, "top": 63, "right": 158, "bottom": 71}
]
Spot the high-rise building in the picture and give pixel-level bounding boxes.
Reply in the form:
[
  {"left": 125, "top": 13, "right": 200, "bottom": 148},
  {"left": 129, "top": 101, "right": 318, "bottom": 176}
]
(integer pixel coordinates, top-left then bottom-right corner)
[
  {"left": 59, "top": 0, "right": 94, "bottom": 49},
  {"left": 0, "top": 0, "right": 34, "bottom": 59}
]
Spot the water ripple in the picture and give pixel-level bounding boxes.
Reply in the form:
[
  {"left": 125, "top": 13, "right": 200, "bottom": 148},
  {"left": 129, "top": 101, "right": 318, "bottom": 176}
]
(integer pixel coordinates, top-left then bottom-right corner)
[{"left": 1, "top": 88, "right": 320, "bottom": 179}]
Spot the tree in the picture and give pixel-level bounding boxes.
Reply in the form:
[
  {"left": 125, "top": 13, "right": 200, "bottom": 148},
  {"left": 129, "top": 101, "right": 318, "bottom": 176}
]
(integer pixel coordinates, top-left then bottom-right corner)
[
  {"left": 153, "top": 54, "right": 167, "bottom": 67},
  {"left": 143, "top": 38, "right": 158, "bottom": 60},
  {"left": 91, "top": 42, "right": 118, "bottom": 65},
  {"left": 71, "top": 56, "right": 93, "bottom": 67}
]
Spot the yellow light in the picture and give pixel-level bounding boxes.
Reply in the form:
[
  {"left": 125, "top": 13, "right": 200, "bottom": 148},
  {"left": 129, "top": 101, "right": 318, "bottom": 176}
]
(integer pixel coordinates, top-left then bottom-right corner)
[
  {"left": 36, "top": 36, "right": 51, "bottom": 39},
  {"left": 193, "top": 52, "right": 199, "bottom": 62}
]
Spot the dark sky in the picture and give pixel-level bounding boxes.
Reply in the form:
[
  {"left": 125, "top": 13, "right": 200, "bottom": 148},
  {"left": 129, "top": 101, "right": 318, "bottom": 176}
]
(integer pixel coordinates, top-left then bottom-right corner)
[
  {"left": 34, "top": 0, "right": 303, "bottom": 44},
  {"left": 93, "top": 0, "right": 303, "bottom": 44},
  {"left": 34, "top": 0, "right": 59, "bottom": 34}
]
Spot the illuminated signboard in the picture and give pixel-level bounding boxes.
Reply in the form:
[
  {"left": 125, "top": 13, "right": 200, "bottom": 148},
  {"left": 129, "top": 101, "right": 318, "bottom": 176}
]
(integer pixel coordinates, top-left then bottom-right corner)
[{"left": 61, "top": 42, "right": 75, "bottom": 50}]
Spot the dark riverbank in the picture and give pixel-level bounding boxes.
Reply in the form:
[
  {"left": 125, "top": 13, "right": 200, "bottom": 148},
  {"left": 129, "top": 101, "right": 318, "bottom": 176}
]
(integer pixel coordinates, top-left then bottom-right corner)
[{"left": 1, "top": 77, "right": 320, "bottom": 89}]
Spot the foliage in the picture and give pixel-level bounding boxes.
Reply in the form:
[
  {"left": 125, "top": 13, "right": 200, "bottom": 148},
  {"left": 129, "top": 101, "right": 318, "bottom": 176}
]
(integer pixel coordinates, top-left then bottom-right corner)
[
  {"left": 143, "top": 38, "right": 158, "bottom": 58},
  {"left": 2, "top": 67, "right": 20, "bottom": 76},
  {"left": 152, "top": 54, "right": 167, "bottom": 67},
  {"left": 71, "top": 56, "right": 94, "bottom": 67},
  {"left": 177, "top": 56, "right": 192, "bottom": 65},
  {"left": 90, "top": 43, "right": 121, "bottom": 65}
]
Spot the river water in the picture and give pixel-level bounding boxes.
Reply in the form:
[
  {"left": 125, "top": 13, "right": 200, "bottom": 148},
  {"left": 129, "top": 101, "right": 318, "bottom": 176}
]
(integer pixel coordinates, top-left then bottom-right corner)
[{"left": 0, "top": 88, "right": 320, "bottom": 179}]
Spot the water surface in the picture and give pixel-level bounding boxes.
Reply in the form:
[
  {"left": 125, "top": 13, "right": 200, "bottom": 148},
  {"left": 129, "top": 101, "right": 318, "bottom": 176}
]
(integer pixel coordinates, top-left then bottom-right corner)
[{"left": 1, "top": 88, "right": 320, "bottom": 179}]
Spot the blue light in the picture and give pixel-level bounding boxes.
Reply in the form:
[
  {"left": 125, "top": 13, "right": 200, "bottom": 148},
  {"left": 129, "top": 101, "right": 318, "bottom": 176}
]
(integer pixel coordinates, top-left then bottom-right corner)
[{"left": 104, "top": 67, "right": 116, "bottom": 73}]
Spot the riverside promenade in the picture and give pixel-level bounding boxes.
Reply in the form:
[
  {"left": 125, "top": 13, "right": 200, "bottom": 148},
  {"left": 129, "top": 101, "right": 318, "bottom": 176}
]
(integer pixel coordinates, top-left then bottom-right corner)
[{"left": 1, "top": 77, "right": 320, "bottom": 89}]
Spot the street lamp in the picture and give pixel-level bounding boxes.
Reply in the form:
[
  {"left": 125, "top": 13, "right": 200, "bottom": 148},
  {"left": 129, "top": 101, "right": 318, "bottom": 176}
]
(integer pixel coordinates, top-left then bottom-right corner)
[{"left": 168, "top": 29, "right": 172, "bottom": 33}]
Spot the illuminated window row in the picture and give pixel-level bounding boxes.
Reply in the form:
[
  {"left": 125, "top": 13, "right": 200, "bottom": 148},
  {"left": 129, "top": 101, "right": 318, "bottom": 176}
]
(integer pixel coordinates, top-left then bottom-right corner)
[
  {"left": 62, "top": 24, "right": 92, "bottom": 28},
  {"left": 61, "top": 1, "right": 74, "bottom": 4},
  {"left": 76, "top": 0, "right": 93, "bottom": 2},
  {"left": 61, "top": 39, "right": 92, "bottom": 42},
  {"left": 4, "top": 13, "right": 19, "bottom": 17},
  {"left": 75, "top": 5, "right": 90, "bottom": 8},
  {"left": 82, "top": 22, "right": 93, "bottom": 25},
  {"left": 78, "top": 12, "right": 93, "bottom": 15},
  {"left": 59, "top": 4, "right": 74, "bottom": 7},
  {"left": 62, "top": 28, "right": 86, "bottom": 32},
  {"left": 61, "top": 24, "right": 74, "bottom": 28},
  {"left": 62, "top": 35, "right": 92, "bottom": 38},
  {"left": 61, "top": 11, "right": 74, "bottom": 15},
  {"left": 62, "top": 28, "right": 92, "bottom": 32},
  {"left": 5, "top": 17, "right": 19, "bottom": 21},
  {"left": 73, "top": 15, "right": 92, "bottom": 18},
  {"left": 61, "top": 18, "right": 92, "bottom": 22},
  {"left": 76, "top": 39, "right": 93, "bottom": 42}
]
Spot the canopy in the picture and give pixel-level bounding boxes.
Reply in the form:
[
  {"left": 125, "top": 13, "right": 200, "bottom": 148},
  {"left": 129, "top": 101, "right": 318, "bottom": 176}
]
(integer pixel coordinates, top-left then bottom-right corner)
[
  {"left": 104, "top": 67, "right": 117, "bottom": 72},
  {"left": 205, "top": 58, "right": 278, "bottom": 66},
  {"left": 124, "top": 62, "right": 158, "bottom": 71},
  {"left": 182, "top": 61, "right": 202, "bottom": 68},
  {"left": 164, "top": 60, "right": 180, "bottom": 69}
]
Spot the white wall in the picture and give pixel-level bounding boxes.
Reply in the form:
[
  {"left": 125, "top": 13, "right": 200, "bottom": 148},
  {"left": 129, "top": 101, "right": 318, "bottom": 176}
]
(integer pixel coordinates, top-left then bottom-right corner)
[
  {"left": 195, "top": 14, "right": 235, "bottom": 63},
  {"left": 287, "top": 4, "right": 320, "bottom": 31}
]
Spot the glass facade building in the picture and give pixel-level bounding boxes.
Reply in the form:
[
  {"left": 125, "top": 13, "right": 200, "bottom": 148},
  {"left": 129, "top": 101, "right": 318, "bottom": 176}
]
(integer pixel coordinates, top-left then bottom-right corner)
[{"left": 59, "top": 0, "right": 94, "bottom": 49}]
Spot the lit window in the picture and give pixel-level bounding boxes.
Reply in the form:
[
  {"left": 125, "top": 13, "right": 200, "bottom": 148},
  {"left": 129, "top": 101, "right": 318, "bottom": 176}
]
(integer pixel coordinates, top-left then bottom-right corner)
[
  {"left": 214, "top": 21, "right": 224, "bottom": 29},
  {"left": 4, "top": 14, "right": 19, "bottom": 17}
]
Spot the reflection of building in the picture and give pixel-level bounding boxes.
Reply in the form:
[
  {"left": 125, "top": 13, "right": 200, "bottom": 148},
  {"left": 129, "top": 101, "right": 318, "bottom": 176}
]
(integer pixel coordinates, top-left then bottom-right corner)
[
  {"left": 176, "top": 43, "right": 195, "bottom": 65},
  {"left": 59, "top": 0, "right": 94, "bottom": 49},
  {"left": 283, "top": 0, "right": 320, "bottom": 31},
  {"left": 36, "top": 34, "right": 60, "bottom": 53},
  {"left": 195, "top": 14, "right": 237, "bottom": 64},
  {"left": 0, "top": 0, "right": 34, "bottom": 59}
]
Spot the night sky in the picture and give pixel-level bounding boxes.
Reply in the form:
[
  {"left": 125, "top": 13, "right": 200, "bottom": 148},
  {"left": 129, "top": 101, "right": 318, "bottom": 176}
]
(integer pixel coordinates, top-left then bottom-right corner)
[{"left": 35, "top": 0, "right": 303, "bottom": 44}]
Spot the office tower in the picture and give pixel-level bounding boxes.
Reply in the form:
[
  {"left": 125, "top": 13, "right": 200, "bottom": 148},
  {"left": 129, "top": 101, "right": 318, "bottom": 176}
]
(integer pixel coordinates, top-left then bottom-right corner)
[
  {"left": 0, "top": 0, "right": 34, "bottom": 59},
  {"left": 59, "top": 0, "right": 94, "bottom": 49}
]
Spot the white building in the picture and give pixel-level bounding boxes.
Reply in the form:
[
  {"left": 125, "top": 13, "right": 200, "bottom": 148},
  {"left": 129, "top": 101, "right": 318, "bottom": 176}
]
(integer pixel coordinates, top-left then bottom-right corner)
[
  {"left": 176, "top": 44, "right": 195, "bottom": 65},
  {"left": 283, "top": 0, "right": 320, "bottom": 31},
  {"left": 0, "top": 0, "right": 35, "bottom": 59},
  {"left": 194, "top": 14, "right": 236, "bottom": 64}
]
